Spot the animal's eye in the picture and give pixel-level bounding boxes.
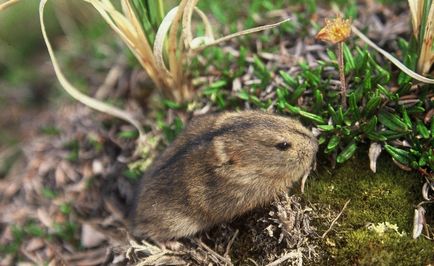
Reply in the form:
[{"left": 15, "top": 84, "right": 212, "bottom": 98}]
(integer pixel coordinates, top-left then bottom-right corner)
[{"left": 275, "top": 141, "right": 292, "bottom": 151}]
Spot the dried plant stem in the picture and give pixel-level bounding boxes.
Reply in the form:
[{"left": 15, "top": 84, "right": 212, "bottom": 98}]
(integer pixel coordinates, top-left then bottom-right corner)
[
  {"left": 337, "top": 42, "right": 347, "bottom": 108},
  {"left": 39, "top": 0, "right": 145, "bottom": 140},
  {"left": 265, "top": 250, "right": 303, "bottom": 266},
  {"left": 197, "top": 239, "right": 233, "bottom": 265},
  {"left": 192, "top": 18, "right": 291, "bottom": 53},
  {"left": 352, "top": 25, "right": 434, "bottom": 84},
  {"left": 224, "top": 229, "right": 239, "bottom": 258},
  {"left": 0, "top": 0, "right": 20, "bottom": 11},
  {"left": 321, "top": 199, "right": 351, "bottom": 238},
  {"left": 168, "top": 0, "right": 188, "bottom": 102}
]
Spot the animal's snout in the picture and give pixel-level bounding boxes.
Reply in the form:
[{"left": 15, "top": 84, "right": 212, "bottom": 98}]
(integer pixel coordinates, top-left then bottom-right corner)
[
  {"left": 297, "top": 149, "right": 312, "bottom": 159},
  {"left": 297, "top": 138, "right": 318, "bottom": 161}
]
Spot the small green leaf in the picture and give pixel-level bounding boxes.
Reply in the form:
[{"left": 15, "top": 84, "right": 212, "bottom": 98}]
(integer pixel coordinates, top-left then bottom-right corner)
[
  {"left": 326, "top": 48, "right": 337, "bottom": 61},
  {"left": 326, "top": 135, "right": 340, "bottom": 153},
  {"left": 363, "top": 69, "right": 372, "bottom": 92},
  {"left": 416, "top": 120, "right": 430, "bottom": 139},
  {"left": 348, "top": 93, "right": 360, "bottom": 120},
  {"left": 328, "top": 104, "right": 336, "bottom": 115},
  {"left": 203, "top": 80, "right": 227, "bottom": 95},
  {"left": 349, "top": 93, "right": 357, "bottom": 111},
  {"left": 253, "top": 56, "right": 271, "bottom": 81},
  {"left": 367, "top": 132, "right": 387, "bottom": 141},
  {"left": 304, "top": 71, "right": 320, "bottom": 86},
  {"left": 342, "top": 127, "right": 351, "bottom": 136},
  {"left": 162, "top": 99, "right": 182, "bottom": 109},
  {"left": 250, "top": 95, "right": 264, "bottom": 108},
  {"left": 378, "top": 111, "right": 408, "bottom": 132},
  {"left": 290, "top": 84, "right": 307, "bottom": 102},
  {"left": 336, "top": 107, "right": 344, "bottom": 125},
  {"left": 407, "top": 105, "right": 425, "bottom": 113},
  {"left": 373, "top": 61, "right": 391, "bottom": 82},
  {"left": 365, "top": 95, "right": 381, "bottom": 115},
  {"left": 354, "top": 47, "right": 369, "bottom": 72},
  {"left": 317, "top": 125, "right": 334, "bottom": 131},
  {"left": 384, "top": 144, "right": 412, "bottom": 165},
  {"left": 377, "top": 85, "right": 397, "bottom": 100},
  {"left": 238, "top": 89, "right": 250, "bottom": 100},
  {"left": 59, "top": 203, "right": 72, "bottom": 215},
  {"left": 362, "top": 116, "right": 378, "bottom": 133},
  {"left": 279, "top": 71, "right": 297, "bottom": 87},
  {"left": 380, "top": 130, "right": 408, "bottom": 140},
  {"left": 276, "top": 87, "right": 288, "bottom": 99},
  {"left": 337, "top": 141, "right": 357, "bottom": 163},
  {"left": 401, "top": 107, "right": 412, "bottom": 128},
  {"left": 343, "top": 43, "right": 355, "bottom": 73},
  {"left": 284, "top": 103, "right": 300, "bottom": 114},
  {"left": 299, "top": 110, "right": 325, "bottom": 124},
  {"left": 409, "top": 148, "right": 421, "bottom": 157},
  {"left": 314, "top": 89, "right": 323, "bottom": 104},
  {"left": 118, "top": 130, "right": 139, "bottom": 139},
  {"left": 419, "top": 156, "right": 427, "bottom": 167}
]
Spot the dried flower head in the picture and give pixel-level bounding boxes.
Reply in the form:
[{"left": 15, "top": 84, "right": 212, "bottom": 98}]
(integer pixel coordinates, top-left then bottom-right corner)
[{"left": 316, "top": 16, "right": 352, "bottom": 44}]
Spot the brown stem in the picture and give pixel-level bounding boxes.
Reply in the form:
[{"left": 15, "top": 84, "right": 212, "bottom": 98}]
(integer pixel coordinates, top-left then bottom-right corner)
[{"left": 337, "top": 42, "right": 347, "bottom": 108}]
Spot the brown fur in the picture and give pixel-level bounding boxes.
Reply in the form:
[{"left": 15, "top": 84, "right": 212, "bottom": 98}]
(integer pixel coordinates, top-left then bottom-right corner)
[{"left": 128, "top": 111, "right": 318, "bottom": 241}]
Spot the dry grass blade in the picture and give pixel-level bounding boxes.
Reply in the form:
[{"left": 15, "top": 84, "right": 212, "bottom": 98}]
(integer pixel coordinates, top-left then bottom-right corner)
[
  {"left": 189, "top": 7, "right": 214, "bottom": 47},
  {"left": 84, "top": 0, "right": 169, "bottom": 92},
  {"left": 417, "top": 1, "right": 434, "bottom": 75},
  {"left": 39, "top": 0, "right": 145, "bottom": 139},
  {"left": 186, "top": 8, "right": 215, "bottom": 49},
  {"left": 321, "top": 199, "right": 351, "bottom": 238},
  {"left": 265, "top": 250, "right": 303, "bottom": 266},
  {"left": 192, "top": 18, "right": 291, "bottom": 52},
  {"left": 408, "top": 0, "right": 424, "bottom": 38},
  {"left": 168, "top": 0, "right": 189, "bottom": 101},
  {"left": 352, "top": 25, "right": 434, "bottom": 84},
  {"left": 154, "top": 6, "right": 179, "bottom": 75},
  {"left": 182, "top": 0, "right": 200, "bottom": 49},
  {"left": 408, "top": 0, "right": 434, "bottom": 75},
  {"left": 154, "top": 4, "right": 214, "bottom": 72},
  {"left": 0, "top": 0, "right": 20, "bottom": 11}
]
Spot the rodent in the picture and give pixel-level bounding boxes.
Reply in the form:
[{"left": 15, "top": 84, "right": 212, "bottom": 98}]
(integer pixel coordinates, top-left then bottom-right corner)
[{"left": 128, "top": 110, "right": 318, "bottom": 241}]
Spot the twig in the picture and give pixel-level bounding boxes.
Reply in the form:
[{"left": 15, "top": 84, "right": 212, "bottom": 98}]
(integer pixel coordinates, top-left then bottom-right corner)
[
  {"left": 337, "top": 42, "right": 347, "bottom": 108},
  {"left": 265, "top": 249, "right": 303, "bottom": 266},
  {"left": 197, "top": 239, "right": 233, "bottom": 265},
  {"left": 0, "top": 0, "right": 20, "bottom": 11},
  {"left": 321, "top": 199, "right": 351, "bottom": 238},
  {"left": 224, "top": 229, "right": 239, "bottom": 258},
  {"left": 247, "top": 258, "right": 259, "bottom": 266}
]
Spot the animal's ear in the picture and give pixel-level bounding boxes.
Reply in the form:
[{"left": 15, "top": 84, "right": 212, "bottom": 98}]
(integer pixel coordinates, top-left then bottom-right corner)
[
  {"left": 213, "top": 136, "right": 239, "bottom": 167},
  {"left": 221, "top": 155, "right": 238, "bottom": 167}
]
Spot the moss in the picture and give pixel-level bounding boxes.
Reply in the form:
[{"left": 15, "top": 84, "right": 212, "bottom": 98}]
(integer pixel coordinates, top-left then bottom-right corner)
[
  {"left": 305, "top": 153, "right": 434, "bottom": 264},
  {"left": 339, "top": 230, "right": 433, "bottom": 265}
]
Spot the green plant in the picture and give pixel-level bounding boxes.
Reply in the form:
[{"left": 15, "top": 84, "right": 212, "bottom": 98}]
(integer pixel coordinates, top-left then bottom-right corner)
[{"left": 199, "top": 34, "right": 432, "bottom": 175}]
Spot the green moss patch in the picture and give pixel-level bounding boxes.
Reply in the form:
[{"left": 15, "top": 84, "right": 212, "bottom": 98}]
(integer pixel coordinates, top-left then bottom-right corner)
[{"left": 305, "top": 154, "right": 433, "bottom": 264}]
